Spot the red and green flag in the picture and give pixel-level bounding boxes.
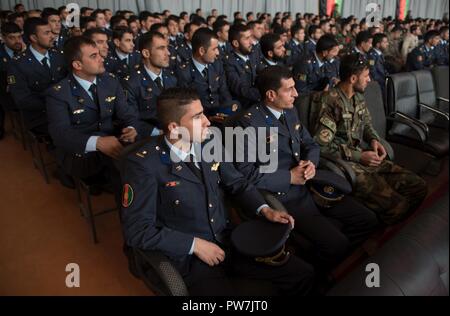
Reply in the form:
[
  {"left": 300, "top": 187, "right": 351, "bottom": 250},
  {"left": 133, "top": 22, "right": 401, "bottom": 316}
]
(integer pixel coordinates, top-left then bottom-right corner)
[
  {"left": 326, "top": 0, "right": 343, "bottom": 17},
  {"left": 397, "top": 0, "right": 411, "bottom": 20}
]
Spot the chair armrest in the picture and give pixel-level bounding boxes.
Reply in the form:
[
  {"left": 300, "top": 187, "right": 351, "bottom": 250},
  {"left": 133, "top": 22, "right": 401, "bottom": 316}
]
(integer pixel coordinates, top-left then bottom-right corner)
[
  {"left": 391, "top": 112, "right": 429, "bottom": 137},
  {"left": 437, "top": 97, "right": 449, "bottom": 104},
  {"left": 320, "top": 154, "right": 357, "bottom": 189},
  {"left": 258, "top": 189, "right": 288, "bottom": 212},
  {"left": 419, "top": 103, "right": 450, "bottom": 121},
  {"left": 379, "top": 138, "right": 395, "bottom": 161},
  {"left": 386, "top": 116, "right": 427, "bottom": 143},
  {"left": 134, "top": 248, "right": 189, "bottom": 296}
]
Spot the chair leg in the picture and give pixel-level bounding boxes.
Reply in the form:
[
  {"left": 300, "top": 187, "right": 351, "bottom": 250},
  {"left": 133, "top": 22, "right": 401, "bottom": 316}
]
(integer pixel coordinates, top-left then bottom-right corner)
[
  {"left": 85, "top": 186, "right": 99, "bottom": 244},
  {"left": 35, "top": 139, "right": 50, "bottom": 184},
  {"left": 28, "top": 132, "right": 38, "bottom": 169},
  {"left": 75, "top": 180, "right": 84, "bottom": 217}
]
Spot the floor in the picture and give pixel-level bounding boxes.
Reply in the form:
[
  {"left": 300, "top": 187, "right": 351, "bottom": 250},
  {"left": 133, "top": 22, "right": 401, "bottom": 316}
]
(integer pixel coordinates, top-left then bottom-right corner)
[{"left": 0, "top": 122, "right": 151, "bottom": 296}]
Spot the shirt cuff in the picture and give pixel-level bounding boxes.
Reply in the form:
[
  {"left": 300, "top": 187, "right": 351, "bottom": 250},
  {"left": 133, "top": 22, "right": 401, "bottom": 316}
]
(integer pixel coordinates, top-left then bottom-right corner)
[
  {"left": 256, "top": 204, "right": 270, "bottom": 215},
  {"left": 150, "top": 128, "right": 162, "bottom": 137},
  {"left": 85, "top": 136, "right": 99, "bottom": 153},
  {"left": 189, "top": 238, "right": 195, "bottom": 255}
]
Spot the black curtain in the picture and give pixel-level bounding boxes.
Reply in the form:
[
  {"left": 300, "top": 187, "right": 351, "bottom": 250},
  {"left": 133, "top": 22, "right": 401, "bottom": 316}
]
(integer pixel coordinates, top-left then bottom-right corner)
[{"left": 319, "top": 0, "right": 328, "bottom": 16}]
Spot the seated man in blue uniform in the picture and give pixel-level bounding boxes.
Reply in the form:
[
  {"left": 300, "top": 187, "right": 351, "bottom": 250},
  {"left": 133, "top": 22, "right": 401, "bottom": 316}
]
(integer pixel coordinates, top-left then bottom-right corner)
[
  {"left": 0, "top": 22, "right": 25, "bottom": 140},
  {"left": 406, "top": 30, "right": 441, "bottom": 71},
  {"left": 122, "top": 31, "right": 177, "bottom": 137},
  {"left": 120, "top": 87, "right": 316, "bottom": 296},
  {"left": 46, "top": 36, "right": 139, "bottom": 192},
  {"left": 176, "top": 28, "right": 239, "bottom": 120},
  {"left": 233, "top": 66, "right": 378, "bottom": 268},
  {"left": 224, "top": 24, "right": 261, "bottom": 109},
  {"left": 293, "top": 35, "right": 340, "bottom": 94},
  {"left": 7, "top": 17, "right": 67, "bottom": 135},
  {"left": 109, "top": 26, "right": 142, "bottom": 79}
]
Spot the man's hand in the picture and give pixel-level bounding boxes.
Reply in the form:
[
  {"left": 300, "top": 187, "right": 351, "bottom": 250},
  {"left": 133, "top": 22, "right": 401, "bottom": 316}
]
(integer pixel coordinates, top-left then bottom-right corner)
[
  {"left": 96, "top": 136, "right": 124, "bottom": 160},
  {"left": 290, "top": 165, "right": 307, "bottom": 185},
  {"left": 299, "top": 160, "right": 316, "bottom": 181},
  {"left": 360, "top": 151, "right": 383, "bottom": 167},
  {"left": 371, "top": 139, "right": 387, "bottom": 161},
  {"left": 193, "top": 238, "right": 225, "bottom": 267},
  {"left": 260, "top": 207, "right": 295, "bottom": 229},
  {"left": 120, "top": 127, "right": 137, "bottom": 144}
]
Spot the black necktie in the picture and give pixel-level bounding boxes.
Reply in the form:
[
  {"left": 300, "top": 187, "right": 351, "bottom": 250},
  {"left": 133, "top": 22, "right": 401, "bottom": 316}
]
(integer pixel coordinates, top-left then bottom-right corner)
[
  {"left": 41, "top": 57, "right": 51, "bottom": 73},
  {"left": 279, "top": 112, "right": 287, "bottom": 128},
  {"left": 122, "top": 57, "right": 128, "bottom": 66},
  {"left": 154, "top": 77, "right": 163, "bottom": 91},
  {"left": 88, "top": 83, "right": 100, "bottom": 111},
  {"left": 185, "top": 154, "right": 203, "bottom": 181},
  {"left": 202, "top": 67, "right": 208, "bottom": 80}
]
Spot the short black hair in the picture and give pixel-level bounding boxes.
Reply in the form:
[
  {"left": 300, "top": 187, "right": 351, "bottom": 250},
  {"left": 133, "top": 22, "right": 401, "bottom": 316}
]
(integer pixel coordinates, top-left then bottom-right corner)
[
  {"left": 14, "top": 3, "right": 24, "bottom": 11},
  {"left": 23, "top": 17, "right": 48, "bottom": 41},
  {"left": 339, "top": 53, "right": 370, "bottom": 82},
  {"left": 192, "top": 27, "right": 217, "bottom": 53},
  {"left": 440, "top": 26, "right": 449, "bottom": 34},
  {"left": 58, "top": 6, "right": 66, "bottom": 15},
  {"left": 246, "top": 12, "right": 254, "bottom": 19},
  {"left": 260, "top": 33, "right": 281, "bottom": 58},
  {"left": 272, "top": 25, "right": 288, "bottom": 36},
  {"left": 138, "top": 31, "right": 166, "bottom": 51},
  {"left": 150, "top": 23, "right": 166, "bottom": 33},
  {"left": 410, "top": 25, "right": 419, "bottom": 33},
  {"left": 184, "top": 21, "right": 202, "bottom": 34},
  {"left": 80, "top": 7, "right": 93, "bottom": 15},
  {"left": 91, "top": 9, "right": 105, "bottom": 19},
  {"left": 229, "top": 24, "right": 250, "bottom": 43},
  {"left": 83, "top": 27, "right": 108, "bottom": 39},
  {"left": 180, "top": 11, "right": 188, "bottom": 19},
  {"left": 308, "top": 24, "right": 320, "bottom": 38},
  {"left": 316, "top": 34, "right": 338, "bottom": 53},
  {"left": 256, "top": 65, "right": 293, "bottom": 97},
  {"left": 373, "top": 33, "right": 388, "bottom": 47},
  {"left": 1, "top": 22, "right": 22, "bottom": 36},
  {"left": 110, "top": 15, "right": 127, "bottom": 29},
  {"left": 424, "top": 30, "right": 440, "bottom": 43},
  {"left": 80, "top": 16, "right": 96, "bottom": 30},
  {"left": 41, "top": 8, "right": 59, "bottom": 22},
  {"left": 139, "top": 11, "right": 152, "bottom": 23},
  {"left": 63, "top": 36, "right": 97, "bottom": 70},
  {"left": 157, "top": 87, "right": 200, "bottom": 133},
  {"left": 234, "top": 11, "right": 241, "bottom": 19},
  {"left": 166, "top": 14, "right": 179, "bottom": 25},
  {"left": 213, "top": 19, "right": 229, "bottom": 35},
  {"left": 291, "top": 24, "right": 304, "bottom": 37},
  {"left": 112, "top": 26, "right": 133, "bottom": 41},
  {"left": 356, "top": 30, "right": 373, "bottom": 46}
]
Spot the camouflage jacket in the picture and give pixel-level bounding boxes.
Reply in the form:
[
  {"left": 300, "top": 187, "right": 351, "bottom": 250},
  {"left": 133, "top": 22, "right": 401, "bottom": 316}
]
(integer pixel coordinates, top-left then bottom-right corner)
[{"left": 310, "top": 87, "right": 380, "bottom": 162}]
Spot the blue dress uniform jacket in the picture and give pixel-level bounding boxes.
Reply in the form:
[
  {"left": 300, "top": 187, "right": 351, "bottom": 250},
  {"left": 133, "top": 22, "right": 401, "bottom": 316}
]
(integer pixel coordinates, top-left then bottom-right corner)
[
  {"left": 406, "top": 44, "right": 437, "bottom": 71},
  {"left": 224, "top": 50, "right": 261, "bottom": 109},
  {"left": 0, "top": 45, "right": 16, "bottom": 111},
  {"left": 176, "top": 59, "right": 240, "bottom": 116},
  {"left": 304, "top": 40, "right": 316, "bottom": 57},
  {"left": 109, "top": 50, "right": 142, "bottom": 79},
  {"left": 368, "top": 49, "right": 387, "bottom": 91},
  {"left": 285, "top": 39, "right": 305, "bottom": 67},
  {"left": 434, "top": 40, "right": 449, "bottom": 66},
  {"left": 7, "top": 47, "right": 67, "bottom": 130},
  {"left": 45, "top": 72, "right": 139, "bottom": 174},
  {"left": 293, "top": 54, "right": 335, "bottom": 94},
  {"left": 233, "top": 104, "right": 320, "bottom": 198},
  {"left": 122, "top": 67, "right": 177, "bottom": 136},
  {"left": 175, "top": 40, "right": 193, "bottom": 64},
  {"left": 120, "top": 136, "right": 266, "bottom": 275}
]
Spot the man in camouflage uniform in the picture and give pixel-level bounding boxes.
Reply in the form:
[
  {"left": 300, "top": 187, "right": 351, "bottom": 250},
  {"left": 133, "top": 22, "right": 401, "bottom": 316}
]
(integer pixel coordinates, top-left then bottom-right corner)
[{"left": 310, "top": 54, "right": 427, "bottom": 225}]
